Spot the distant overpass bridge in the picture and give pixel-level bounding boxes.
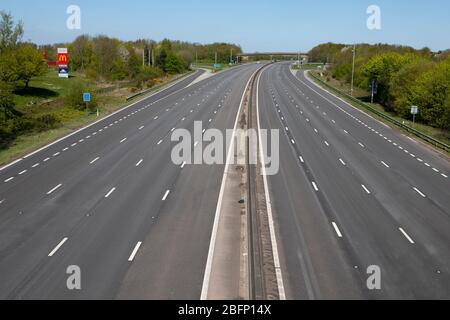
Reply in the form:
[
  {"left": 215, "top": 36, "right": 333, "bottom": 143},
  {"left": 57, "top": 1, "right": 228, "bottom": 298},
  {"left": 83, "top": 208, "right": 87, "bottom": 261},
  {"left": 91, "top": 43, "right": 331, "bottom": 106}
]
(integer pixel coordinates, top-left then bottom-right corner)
[{"left": 237, "top": 52, "right": 308, "bottom": 61}]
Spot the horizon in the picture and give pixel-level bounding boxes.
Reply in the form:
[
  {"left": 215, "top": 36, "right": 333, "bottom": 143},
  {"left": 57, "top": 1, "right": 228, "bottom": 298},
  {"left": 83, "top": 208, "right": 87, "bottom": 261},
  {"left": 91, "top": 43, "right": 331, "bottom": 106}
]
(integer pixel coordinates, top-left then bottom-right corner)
[{"left": 1, "top": 0, "right": 450, "bottom": 52}]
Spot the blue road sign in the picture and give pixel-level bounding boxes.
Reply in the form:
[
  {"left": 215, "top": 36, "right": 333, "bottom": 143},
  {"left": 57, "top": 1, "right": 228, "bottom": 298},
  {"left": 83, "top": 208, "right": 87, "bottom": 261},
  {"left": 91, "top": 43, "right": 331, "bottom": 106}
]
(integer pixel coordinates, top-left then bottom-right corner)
[
  {"left": 83, "top": 92, "right": 91, "bottom": 103},
  {"left": 58, "top": 66, "right": 69, "bottom": 78},
  {"left": 369, "top": 80, "right": 378, "bottom": 94}
]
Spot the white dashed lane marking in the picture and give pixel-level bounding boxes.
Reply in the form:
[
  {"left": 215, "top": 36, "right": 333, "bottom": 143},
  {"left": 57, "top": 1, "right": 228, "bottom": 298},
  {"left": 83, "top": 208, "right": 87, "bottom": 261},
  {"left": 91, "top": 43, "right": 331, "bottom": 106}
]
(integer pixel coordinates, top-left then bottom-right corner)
[
  {"left": 105, "top": 187, "right": 116, "bottom": 198},
  {"left": 399, "top": 228, "right": 415, "bottom": 244},
  {"left": 413, "top": 187, "right": 426, "bottom": 198},
  {"left": 361, "top": 184, "right": 371, "bottom": 194},
  {"left": 47, "top": 184, "right": 62, "bottom": 195},
  {"left": 48, "top": 237, "right": 68, "bottom": 257},
  {"left": 128, "top": 242, "right": 142, "bottom": 262},
  {"left": 332, "top": 222, "right": 343, "bottom": 238},
  {"left": 162, "top": 190, "right": 171, "bottom": 201}
]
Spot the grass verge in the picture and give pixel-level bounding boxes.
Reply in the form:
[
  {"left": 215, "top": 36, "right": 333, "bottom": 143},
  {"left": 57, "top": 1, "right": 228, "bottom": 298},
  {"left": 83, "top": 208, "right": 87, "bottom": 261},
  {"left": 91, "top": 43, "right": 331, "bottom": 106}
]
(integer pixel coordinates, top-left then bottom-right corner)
[{"left": 0, "top": 70, "right": 195, "bottom": 166}]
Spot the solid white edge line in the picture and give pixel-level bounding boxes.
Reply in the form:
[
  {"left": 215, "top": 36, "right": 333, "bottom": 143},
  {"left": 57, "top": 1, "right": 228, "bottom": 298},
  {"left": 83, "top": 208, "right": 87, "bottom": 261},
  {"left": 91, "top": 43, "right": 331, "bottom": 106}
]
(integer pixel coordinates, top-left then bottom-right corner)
[
  {"left": 48, "top": 237, "right": 68, "bottom": 257},
  {"left": 399, "top": 228, "right": 415, "bottom": 244},
  {"left": 332, "top": 222, "right": 343, "bottom": 238},
  {"left": 128, "top": 242, "right": 142, "bottom": 262}
]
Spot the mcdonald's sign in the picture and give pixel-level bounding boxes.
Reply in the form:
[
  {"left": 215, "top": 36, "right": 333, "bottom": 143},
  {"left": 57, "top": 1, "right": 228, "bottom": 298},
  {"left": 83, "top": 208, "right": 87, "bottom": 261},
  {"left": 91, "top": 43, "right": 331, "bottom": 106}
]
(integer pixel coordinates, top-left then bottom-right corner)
[{"left": 57, "top": 48, "right": 69, "bottom": 78}]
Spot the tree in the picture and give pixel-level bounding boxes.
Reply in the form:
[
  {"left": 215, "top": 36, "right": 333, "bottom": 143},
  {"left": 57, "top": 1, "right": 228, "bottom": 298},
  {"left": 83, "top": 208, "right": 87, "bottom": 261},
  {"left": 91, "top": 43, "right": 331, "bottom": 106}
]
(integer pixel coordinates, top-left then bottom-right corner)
[
  {"left": 165, "top": 53, "right": 184, "bottom": 74},
  {"left": 13, "top": 45, "right": 47, "bottom": 88},
  {"left": 156, "top": 48, "right": 168, "bottom": 71},
  {"left": 126, "top": 45, "right": 141, "bottom": 78},
  {"left": 0, "top": 82, "right": 15, "bottom": 123},
  {"left": 89, "top": 36, "right": 120, "bottom": 79},
  {"left": 0, "top": 11, "right": 23, "bottom": 53},
  {"left": 362, "top": 52, "right": 416, "bottom": 106},
  {"left": 70, "top": 35, "right": 92, "bottom": 71}
]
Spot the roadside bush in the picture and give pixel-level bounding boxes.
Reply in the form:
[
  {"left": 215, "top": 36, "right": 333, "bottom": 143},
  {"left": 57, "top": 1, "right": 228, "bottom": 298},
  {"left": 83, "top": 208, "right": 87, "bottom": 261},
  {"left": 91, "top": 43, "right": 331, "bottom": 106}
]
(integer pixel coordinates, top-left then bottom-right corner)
[
  {"left": 34, "top": 114, "right": 61, "bottom": 132},
  {"left": 65, "top": 82, "right": 98, "bottom": 111}
]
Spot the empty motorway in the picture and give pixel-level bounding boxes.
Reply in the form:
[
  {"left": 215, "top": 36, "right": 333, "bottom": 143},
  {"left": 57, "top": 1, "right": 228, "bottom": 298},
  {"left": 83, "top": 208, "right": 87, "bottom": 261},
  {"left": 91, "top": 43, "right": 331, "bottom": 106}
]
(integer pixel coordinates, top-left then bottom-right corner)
[
  {"left": 0, "top": 64, "right": 261, "bottom": 299},
  {"left": 257, "top": 62, "right": 450, "bottom": 299},
  {"left": 0, "top": 61, "right": 449, "bottom": 300}
]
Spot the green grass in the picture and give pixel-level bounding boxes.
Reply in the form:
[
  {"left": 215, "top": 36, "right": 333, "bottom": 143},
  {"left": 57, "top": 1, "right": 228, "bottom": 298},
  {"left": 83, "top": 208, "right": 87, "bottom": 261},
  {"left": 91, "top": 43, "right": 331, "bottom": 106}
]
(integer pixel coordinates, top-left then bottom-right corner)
[
  {"left": 309, "top": 70, "right": 450, "bottom": 150},
  {"left": 13, "top": 69, "right": 92, "bottom": 110}
]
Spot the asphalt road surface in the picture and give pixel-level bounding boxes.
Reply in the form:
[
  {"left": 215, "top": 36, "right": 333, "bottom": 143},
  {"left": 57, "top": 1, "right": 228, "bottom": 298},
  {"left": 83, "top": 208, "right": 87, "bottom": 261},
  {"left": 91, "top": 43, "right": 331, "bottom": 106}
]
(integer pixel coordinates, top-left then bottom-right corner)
[
  {"left": 1, "top": 61, "right": 449, "bottom": 300},
  {"left": 0, "top": 64, "right": 261, "bottom": 299},
  {"left": 257, "top": 62, "right": 450, "bottom": 299}
]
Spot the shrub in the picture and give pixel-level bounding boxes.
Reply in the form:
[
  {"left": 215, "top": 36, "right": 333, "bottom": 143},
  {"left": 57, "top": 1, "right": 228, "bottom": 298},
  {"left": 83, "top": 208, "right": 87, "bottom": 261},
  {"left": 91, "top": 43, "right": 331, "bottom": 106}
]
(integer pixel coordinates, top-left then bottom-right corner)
[
  {"left": 66, "top": 82, "right": 98, "bottom": 111},
  {"left": 34, "top": 114, "right": 61, "bottom": 132}
]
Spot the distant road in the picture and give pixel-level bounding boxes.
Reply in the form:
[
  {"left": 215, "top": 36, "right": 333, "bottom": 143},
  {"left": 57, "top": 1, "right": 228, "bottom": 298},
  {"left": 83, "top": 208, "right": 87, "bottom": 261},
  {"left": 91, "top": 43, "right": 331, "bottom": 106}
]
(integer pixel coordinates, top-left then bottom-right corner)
[
  {"left": 257, "top": 62, "right": 450, "bottom": 299},
  {"left": 0, "top": 64, "right": 260, "bottom": 299}
]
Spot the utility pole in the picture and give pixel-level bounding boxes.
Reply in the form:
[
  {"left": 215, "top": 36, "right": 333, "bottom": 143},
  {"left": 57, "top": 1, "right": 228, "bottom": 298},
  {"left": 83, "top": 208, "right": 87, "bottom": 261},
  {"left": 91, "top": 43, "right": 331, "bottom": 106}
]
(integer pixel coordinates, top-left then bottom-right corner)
[
  {"left": 230, "top": 49, "right": 233, "bottom": 64},
  {"left": 351, "top": 44, "right": 356, "bottom": 97},
  {"left": 152, "top": 48, "right": 155, "bottom": 67},
  {"left": 215, "top": 51, "right": 218, "bottom": 65}
]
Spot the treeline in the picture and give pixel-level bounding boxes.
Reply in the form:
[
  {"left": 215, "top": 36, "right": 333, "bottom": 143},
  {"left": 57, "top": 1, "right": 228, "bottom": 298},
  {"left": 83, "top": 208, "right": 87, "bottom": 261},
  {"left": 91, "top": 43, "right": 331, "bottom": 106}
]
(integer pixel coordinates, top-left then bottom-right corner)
[
  {"left": 309, "top": 43, "right": 450, "bottom": 130},
  {"left": 0, "top": 11, "right": 242, "bottom": 147},
  {"left": 39, "top": 37, "right": 242, "bottom": 83}
]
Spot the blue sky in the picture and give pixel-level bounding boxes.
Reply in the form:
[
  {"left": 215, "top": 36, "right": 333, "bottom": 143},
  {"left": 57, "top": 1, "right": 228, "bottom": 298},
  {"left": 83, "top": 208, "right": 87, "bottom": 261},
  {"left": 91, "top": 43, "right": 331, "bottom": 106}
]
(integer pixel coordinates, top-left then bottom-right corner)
[{"left": 2, "top": 0, "right": 450, "bottom": 52}]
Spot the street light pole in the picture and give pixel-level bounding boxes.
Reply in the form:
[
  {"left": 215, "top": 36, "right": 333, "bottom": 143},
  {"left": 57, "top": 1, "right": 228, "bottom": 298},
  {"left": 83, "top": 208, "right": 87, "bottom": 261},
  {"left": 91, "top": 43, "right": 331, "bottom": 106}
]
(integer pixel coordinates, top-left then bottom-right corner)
[{"left": 351, "top": 44, "right": 356, "bottom": 97}]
